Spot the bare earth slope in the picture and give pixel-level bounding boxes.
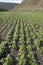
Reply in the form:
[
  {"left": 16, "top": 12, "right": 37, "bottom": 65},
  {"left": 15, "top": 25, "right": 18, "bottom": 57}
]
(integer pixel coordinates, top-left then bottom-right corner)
[{"left": 13, "top": 0, "right": 43, "bottom": 11}]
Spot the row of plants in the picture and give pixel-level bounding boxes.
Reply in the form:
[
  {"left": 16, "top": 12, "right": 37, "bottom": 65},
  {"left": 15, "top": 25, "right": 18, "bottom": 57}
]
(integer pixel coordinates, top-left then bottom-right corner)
[
  {"left": 28, "top": 20, "right": 43, "bottom": 54},
  {"left": 24, "top": 21, "right": 38, "bottom": 65},
  {"left": 0, "top": 20, "right": 16, "bottom": 58},
  {"left": 17, "top": 20, "right": 26, "bottom": 65}
]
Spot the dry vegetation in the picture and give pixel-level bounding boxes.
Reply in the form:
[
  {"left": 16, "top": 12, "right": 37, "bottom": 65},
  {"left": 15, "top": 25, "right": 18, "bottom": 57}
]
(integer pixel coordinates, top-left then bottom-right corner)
[{"left": 13, "top": 0, "right": 43, "bottom": 11}]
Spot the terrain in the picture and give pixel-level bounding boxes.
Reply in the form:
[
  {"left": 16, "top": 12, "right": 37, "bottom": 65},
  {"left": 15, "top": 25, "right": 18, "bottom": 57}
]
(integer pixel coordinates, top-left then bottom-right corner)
[
  {"left": 13, "top": 0, "right": 43, "bottom": 11},
  {"left": 0, "top": 12, "right": 43, "bottom": 65},
  {"left": 0, "top": 0, "right": 43, "bottom": 65},
  {"left": 0, "top": 0, "right": 43, "bottom": 11},
  {"left": 0, "top": 2, "right": 19, "bottom": 11}
]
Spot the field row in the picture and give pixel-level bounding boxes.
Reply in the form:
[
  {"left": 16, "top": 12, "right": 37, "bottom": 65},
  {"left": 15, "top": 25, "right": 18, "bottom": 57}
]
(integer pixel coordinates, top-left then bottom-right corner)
[{"left": 0, "top": 12, "right": 43, "bottom": 65}]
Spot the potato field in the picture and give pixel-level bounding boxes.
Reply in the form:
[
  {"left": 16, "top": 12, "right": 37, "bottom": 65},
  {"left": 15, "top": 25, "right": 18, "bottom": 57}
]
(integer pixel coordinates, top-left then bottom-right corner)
[{"left": 0, "top": 12, "right": 43, "bottom": 65}]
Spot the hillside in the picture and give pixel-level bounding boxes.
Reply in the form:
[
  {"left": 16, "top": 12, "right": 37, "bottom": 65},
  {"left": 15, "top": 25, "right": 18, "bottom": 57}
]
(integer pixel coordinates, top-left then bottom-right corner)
[
  {"left": 13, "top": 0, "right": 43, "bottom": 11},
  {"left": 0, "top": 2, "right": 19, "bottom": 11}
]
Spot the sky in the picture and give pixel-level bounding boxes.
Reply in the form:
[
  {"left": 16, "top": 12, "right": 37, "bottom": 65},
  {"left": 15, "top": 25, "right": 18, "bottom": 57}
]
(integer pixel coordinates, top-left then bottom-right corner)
[{"left": 0, "top": 0, "right": 23, "bottom": 3}]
